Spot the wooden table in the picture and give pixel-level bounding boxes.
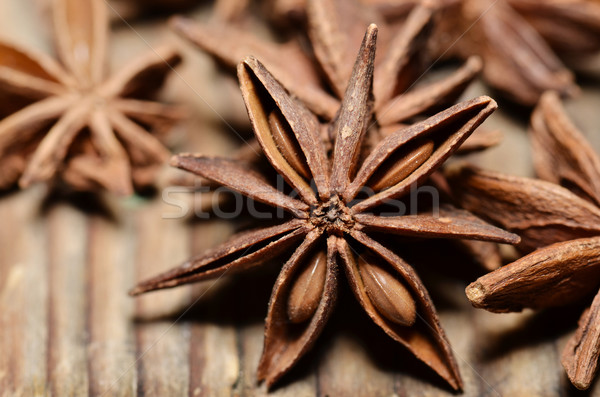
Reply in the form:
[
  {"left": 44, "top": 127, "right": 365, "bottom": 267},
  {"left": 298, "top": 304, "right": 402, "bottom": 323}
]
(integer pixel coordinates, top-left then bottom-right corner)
[{"left": 1, "top": 1, "right": 600, "bottom": 395}]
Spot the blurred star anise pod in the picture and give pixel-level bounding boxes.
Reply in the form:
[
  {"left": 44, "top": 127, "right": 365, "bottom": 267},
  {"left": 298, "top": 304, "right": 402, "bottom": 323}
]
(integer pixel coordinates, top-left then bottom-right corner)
[
  {"left": 172, "top": 0, "right": 486, "bottom": 134},
  {"left": 0, "top": 0, "right": 182, "bottom": 194},
  {"left": 131, "top": 25, "right": 518, "bottom": 389},
  {"left": 374, "top": 0, "right": 600, "bottom": 105},
  {"left": 448, "top": 91, "right": 600, "bottom": 390},
  {"left": 429, "top": 0, "right": 584, "bottom": 106}
]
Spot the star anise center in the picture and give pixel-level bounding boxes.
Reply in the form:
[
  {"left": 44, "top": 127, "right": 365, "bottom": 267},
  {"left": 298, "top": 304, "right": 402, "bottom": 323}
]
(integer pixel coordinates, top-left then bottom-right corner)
[{"left": 310, "top": 195, "right": 354, "bottom": 235}]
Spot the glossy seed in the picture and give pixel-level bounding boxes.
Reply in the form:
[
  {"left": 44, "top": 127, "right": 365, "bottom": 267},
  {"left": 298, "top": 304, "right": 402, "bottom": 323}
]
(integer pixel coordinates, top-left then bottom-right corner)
[
  {"left": 358, "top": 255, "right": 416, "bottom": 326},
  {"left": 287, "top": 250, "right": 327, "bottom": 323},
  {"left": 268, "top": 109, "right": 311, "bottom": 179},
  {"left": 369, "top": 140, "right": 434, "bottom": 191}
]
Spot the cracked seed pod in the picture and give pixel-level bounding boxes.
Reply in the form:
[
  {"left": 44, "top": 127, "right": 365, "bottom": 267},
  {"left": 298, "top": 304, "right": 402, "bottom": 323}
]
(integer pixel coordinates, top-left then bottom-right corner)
[
  {"left": 131, "top": 24, "right": 519, "bottom": 389},
  {"left": 448, "top": 91, "right": 600, "bottom": 390}
]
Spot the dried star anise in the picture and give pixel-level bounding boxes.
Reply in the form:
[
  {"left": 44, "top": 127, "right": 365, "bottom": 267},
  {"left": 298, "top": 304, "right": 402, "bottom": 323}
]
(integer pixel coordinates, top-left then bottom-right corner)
[
  {"left": 171, "top": 0, "right": 487, "bottom": 136},
  {"left": 130, "top": 25, "right": 519, "bottom": 389},
  {"left": 373, "top": 0, "right": 595, "bottom": 106},
  {"left": 447, "top": 91, "right": 600, "bottom": 390},
  {"left": 429, "top": 0, "right": 583, "bottom": 106},
  {"left": 506, "top": 0, "right": 600, "bottom": 57},
  {"left": 0, "top": 0, "right": 182, "bottom": 194}
]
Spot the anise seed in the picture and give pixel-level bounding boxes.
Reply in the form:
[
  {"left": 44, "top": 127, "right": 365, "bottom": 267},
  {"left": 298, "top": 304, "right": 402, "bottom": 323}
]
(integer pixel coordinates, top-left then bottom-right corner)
[
  {"left": 269, "top": 109, "right": 311, "bottom": 179},
  {"left": 358, "top": 255, "right": 416, "bottom": 326},
  {"left": 369, "top": 140, "right": 434, "bottom": 191},
  {"left": 287, "top": 250, "right": 327, "bottom": 323}
]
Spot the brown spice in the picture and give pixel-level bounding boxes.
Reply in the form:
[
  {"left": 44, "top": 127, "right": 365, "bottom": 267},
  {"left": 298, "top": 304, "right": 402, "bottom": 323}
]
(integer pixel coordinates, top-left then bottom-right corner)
[
  {"left": 0, "top": 0, "right": 183, "bottom": 194},
  {"left": 429, "top": 0, "right": 580, "bottom": 106},
  {"left": 447, "top": 91, "right": 600, "bottom": 390},
  {"left": 372, "top": 0, "right": 596, "bottom": 105},
  {"left": 171, "top": 0, "right": 501, "bottom": 152},
  {"left": 131, "top": 25, "right": 519, "bottom": 389}
]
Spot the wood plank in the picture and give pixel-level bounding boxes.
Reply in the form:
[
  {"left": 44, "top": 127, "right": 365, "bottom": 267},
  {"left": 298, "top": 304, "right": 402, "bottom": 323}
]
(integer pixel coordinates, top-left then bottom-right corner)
[
  {"left": 133, "top": 200, "right": 192, "bottom": 396},
  {"left": 46, "top": 198, "right": 90, "bottom": 395},
  {"left": 86, "top": 204, "right": 137, "bottom": 397},
  {"left": 188, "top": 220, "right": 240, "bottom": 397},
  {"left": 0, "top": 187, "right": 48, "bottom": 397}
]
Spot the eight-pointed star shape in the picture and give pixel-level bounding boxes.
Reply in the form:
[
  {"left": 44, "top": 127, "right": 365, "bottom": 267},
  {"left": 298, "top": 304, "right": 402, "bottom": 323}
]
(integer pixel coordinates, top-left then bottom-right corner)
[
  {"left": 0, "top": 0, "right": 182, "bottom": 194},
  {"left": 131, "top": 25, "right": 518, "bottom": 389}
]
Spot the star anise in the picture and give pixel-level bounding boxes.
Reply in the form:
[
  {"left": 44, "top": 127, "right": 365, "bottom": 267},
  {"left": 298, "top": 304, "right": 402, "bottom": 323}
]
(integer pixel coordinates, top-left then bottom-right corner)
[
  {"left": 0, "top": 0, "right": 182, "bottom": 194},
  {"left": 171, "top": 0, "right": 486, "bottom": 136},
  {"left": 430, "top": 0, "right": 585, "bottom": 106},
  {"left": 130, "top": 25, "right": 519, "bottom": 389},
  {"left": 506, "top": 0, "right": 600, "bottom": 57},
  {"left": 373, "top": 0, "right": 594, "bottom": 106},
  {"left": 447, "top": 91, "right": 600, "bottom": 389}
]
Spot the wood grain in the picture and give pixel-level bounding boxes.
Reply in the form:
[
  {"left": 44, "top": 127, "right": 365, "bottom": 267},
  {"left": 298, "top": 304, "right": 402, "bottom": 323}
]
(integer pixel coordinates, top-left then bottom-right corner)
[{"left": 1, "top": 1, "right": 600, "bottom": 396}]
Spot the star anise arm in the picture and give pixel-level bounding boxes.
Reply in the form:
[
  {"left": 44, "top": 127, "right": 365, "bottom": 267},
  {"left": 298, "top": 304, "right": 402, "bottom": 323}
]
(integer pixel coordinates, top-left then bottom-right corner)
[
  {"left": 463, "top": 0, "right": 577, "bottom": 105},
  {"left": 0, "top": 42, "right": 74, "bottom": 100},
  {"left": 530, "top": 91, "right": 600, "bottom": 206},
  {"left": 508, "top": 0, "right": 600, "bottom": 54},
  {"left": 330, "top": 24, "right": 377, "bottom": 195},
  {"left": 238, "top": 56, "right": 330, "bottom": 202},
  {"left": 213, "top": 0, "right": 250, "bottom": 22},
  {"left": 106, "top": 109, "right": 171, "bottom": 166},
  {"left": 83, "top": 110, "right": 133, "bottom": 195},
  {"left": 170, "top": 17, "right": 339, "bottom": 120},
  {"left": 466, "top": 237, "right": 600, "bottom": 312},
  {"left": 53, "top": 0, "right": 108, "bottom": 86},
  {"left": 347, "top": 96, "right": 496, "bottom": 209},
  {"left": 171, "top": 154, "right": 309, "bottom": 218},
  {"left": 98, "top": 45, "right": 182, "bottom": 99},
  {"left": 307, "top": 0, "right": 381, "bottom": 98},
  {"left": 111, "top": 99, "right": 187, "bottom": 133},
  {"left": 354, "top": 207, "right": 520, "bottom": 244},
  {"left": 562, "top": 289, "right": 600, "bottom": 390},
  {"left": 19, "top": 102, "right": 91, "bottom": 188},
  {"left": 258, "top": 232, "right": 337, "bottom": 388},
  {"left": 339, "top": 231, "right": 462, "bottom": 390},
  {"left": 372, "top": 1, "right": 433, "bottom": 109},
  {"left": 376, "top": 56, "right": 482, "bottom": 126},
  {"left": 447, "top": 165, "right": 600, "bottom": 252},
  {"left": 0, "top": 95, "right": 74, "bottom": 151},
  {"left": 130, "top": 220, "right": 309, "bottom": 295}
]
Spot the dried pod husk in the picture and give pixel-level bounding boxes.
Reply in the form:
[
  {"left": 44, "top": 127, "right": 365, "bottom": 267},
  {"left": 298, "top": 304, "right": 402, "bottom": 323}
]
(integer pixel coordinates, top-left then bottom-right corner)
[
  {"left": 258, "top": 234, "right": 338, "bottom": 388},
  {"left": 287, "top": 249, "right": 328, "bottom": 323},
  {"left": 466, "top": 237, "right": 600, "bottom": 313},
  {"left": 347, "top": 96, "right": 497, "bottom": 209},
  {"left": 238, "top": 56, "right": 330, "bottom": 202},
  {"left": 339, "top": 232, "right": 462, "bottom": 390},
  {"left": 530, "top": 91, "right": 600, "bottom": 207}
]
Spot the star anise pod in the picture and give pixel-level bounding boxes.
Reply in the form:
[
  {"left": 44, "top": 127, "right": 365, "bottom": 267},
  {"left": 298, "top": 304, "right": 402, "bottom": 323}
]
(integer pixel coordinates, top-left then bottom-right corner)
[
  {"left": 373, "top": 0, "right": 591, "bottom": 106},
  {"left": 507, "top": 0, "right": 600, "bottom": 57},
  {"left": 0, "top": 0, "right": 182, "bottom": 194},
  {"left": 168, "top": 0, "right": 501, "bottom": 222},
  {"left": 447, "top": 91, "right": 600, "bottom": 389},
  {"left": 431, "top": 0, "right": 584, "bottom": 106},
  {"left": 171, "top": 0, "right": 485, "bottom": 134},
  {"left": 131, "top": 25, "right": 519, "bottom": 389}
]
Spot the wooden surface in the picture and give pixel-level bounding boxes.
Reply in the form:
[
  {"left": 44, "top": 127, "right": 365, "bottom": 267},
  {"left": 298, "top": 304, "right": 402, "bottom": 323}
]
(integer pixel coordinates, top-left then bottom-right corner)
[{"left": 2, "top": 1, "right": 600, "bottom": 396}]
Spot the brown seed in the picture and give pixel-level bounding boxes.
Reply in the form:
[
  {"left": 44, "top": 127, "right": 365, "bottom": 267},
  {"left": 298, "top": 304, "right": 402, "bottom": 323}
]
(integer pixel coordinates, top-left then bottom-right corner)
[
  {"left": 358, "top": 254, "right": 416, "bottom": 326},
  {"left": 269, "top": 109, "right": 311, "bottom": 179},
  {"left": 287, "top": 250, "right": 327, "bottom": 323},
  {"left": 369, "top": 140, "right": 434, "bottom": 191}
]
